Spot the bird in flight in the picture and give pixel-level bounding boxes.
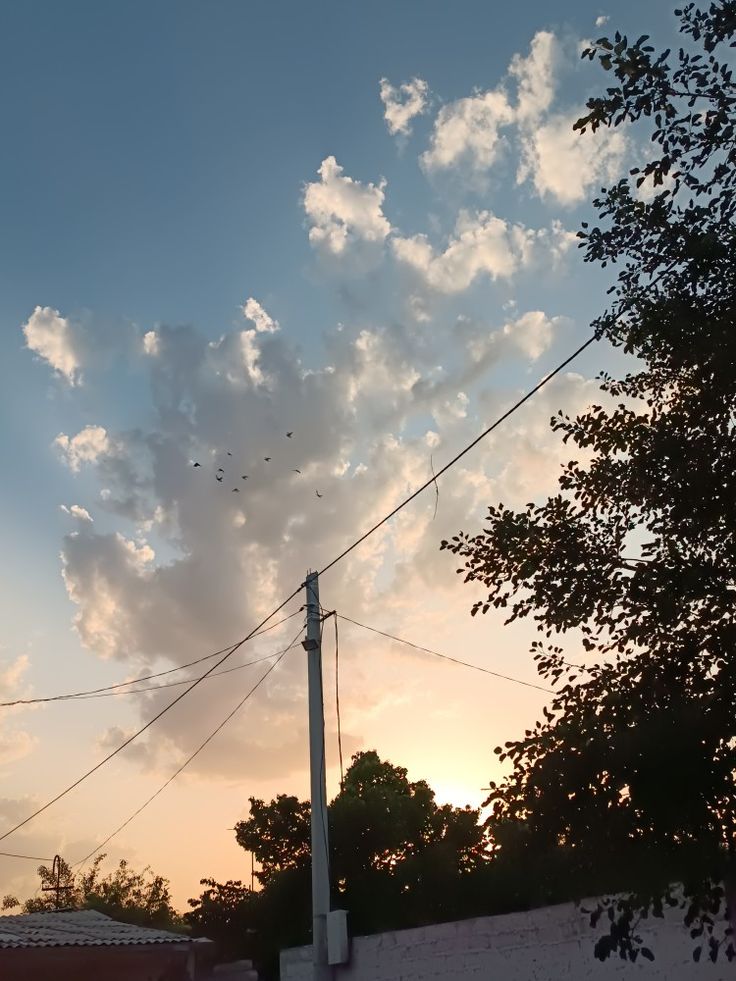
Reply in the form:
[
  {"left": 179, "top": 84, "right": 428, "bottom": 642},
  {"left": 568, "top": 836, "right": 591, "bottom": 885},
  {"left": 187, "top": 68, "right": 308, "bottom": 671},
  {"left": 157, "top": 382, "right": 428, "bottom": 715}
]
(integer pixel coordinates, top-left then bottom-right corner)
[
  {"left": 293, "top": 469, "right": 301, "bottom": 474},
  {"left": 232, "top": 487, "right": 239, "bottom": 493},
  {"left": 216, "top": 474, "right": 223, "bottom": 483},
  {"left": 241, "top": 475, "right": 248, "bottom": 480},
  {"left": 192, "top": 462, "right": 201, "bottom": 468},
  {"left": 264, "top": 457, "right": 271, "bottom": 462},
  {"left": 315, "top": 490, "right": 323, "bottom": 498},
  {"left": 217, "top": 467, "right": 224, "bottom": 473},
  {"left": 227, "top": 451, "right": 232, "bottom": 456},
  {"left": 286, "top": 432, "right": 294, "bottom": 438}
]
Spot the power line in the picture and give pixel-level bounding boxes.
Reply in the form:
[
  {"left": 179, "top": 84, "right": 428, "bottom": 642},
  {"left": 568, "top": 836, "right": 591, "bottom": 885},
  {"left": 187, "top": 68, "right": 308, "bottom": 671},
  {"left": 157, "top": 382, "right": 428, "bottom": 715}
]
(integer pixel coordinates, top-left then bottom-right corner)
[
  {"left": 74, "top": 628, "right": 304, "bottom": 869},
  {"left": 333, "top": 614, "right": 344, "bottom": 791},
  {"left": 18, "top": 650, "right": 291, "bottom": 704},
  {"left": 0, "top": 336, "right": 596, "bottom": 845},
  {"left": 337, "top": 613, "right": 554, "bottom": 694},
  {"left": 0, "top": 589, "right": 304, "bottom": 845},
  {"left": 0, "top": 851, "right": 53, "bottom": 862},
  {"left": 0, "top": 610, "right": 303, "bottom": 709},
  {"left": 317, "top": 335, "right": 596, "bottom": 578},
  {"left": 73, "top": 652, "right": 284, "bottom": 700}
]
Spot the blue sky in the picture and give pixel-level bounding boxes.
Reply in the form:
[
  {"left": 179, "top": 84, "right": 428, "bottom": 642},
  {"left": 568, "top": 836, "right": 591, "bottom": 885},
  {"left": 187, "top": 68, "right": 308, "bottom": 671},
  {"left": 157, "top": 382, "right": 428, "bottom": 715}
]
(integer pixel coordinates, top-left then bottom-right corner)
[{"left": 1, "top": 0, "right": 677, "bottom": 904}]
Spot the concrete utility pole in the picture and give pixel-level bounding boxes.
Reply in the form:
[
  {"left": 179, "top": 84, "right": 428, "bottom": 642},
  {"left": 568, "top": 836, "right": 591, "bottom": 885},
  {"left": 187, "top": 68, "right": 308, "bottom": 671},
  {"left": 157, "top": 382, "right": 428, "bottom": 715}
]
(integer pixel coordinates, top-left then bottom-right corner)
[{"left": 304, "top": 571, "right": 331, "bottom": 981}]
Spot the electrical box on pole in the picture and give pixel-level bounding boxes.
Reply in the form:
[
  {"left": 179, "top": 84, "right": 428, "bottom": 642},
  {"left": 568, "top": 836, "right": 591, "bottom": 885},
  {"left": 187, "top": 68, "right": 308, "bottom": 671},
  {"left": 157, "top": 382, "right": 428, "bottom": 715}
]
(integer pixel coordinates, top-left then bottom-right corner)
[
  {"left": 327, "top": 909, "right": 349, "bottom": 965},
  {"left": 304, "top": 571, "right": 332, "bottom": 981}
]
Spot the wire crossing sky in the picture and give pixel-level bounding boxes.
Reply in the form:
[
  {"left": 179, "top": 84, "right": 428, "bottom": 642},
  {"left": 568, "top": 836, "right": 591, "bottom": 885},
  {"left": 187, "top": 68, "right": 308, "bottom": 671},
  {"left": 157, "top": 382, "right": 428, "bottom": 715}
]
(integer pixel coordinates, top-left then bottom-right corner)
[
  {"left": 0, "top": 330, "right": 590, "bottom": 847},
  {"left": 0, "top": 0, "right": 681, "bottom": 905}
]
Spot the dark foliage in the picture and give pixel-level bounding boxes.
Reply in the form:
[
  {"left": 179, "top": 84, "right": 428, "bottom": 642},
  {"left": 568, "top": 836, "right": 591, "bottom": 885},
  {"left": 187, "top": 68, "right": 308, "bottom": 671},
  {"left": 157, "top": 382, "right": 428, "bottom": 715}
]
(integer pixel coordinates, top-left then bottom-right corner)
[
  {"left": 187, "top": 751, "right": 491, "bottom": 979},
  {"left": 442, "top": 1, "right": 736, "bottom": 962},
  {"left": 2, "top": 854, "right": 183, "bottom": 932}
]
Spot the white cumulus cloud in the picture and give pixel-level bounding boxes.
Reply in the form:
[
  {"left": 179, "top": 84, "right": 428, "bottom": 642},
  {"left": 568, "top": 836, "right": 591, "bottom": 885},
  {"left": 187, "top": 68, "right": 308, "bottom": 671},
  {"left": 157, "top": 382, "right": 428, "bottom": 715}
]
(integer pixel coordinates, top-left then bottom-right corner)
[
  {"left": 517, "top": 109, "right": 627, "bottom": 205},
  {"left": 54, "top": 425, "right": 111, "bottom": 472},
  {"left": 421, "top": 89, "right": 514, "bottom": 174},
  {"left": 0, "top": 654, "right": 30, "bottom": 700},
  {"left": 22, "top": 306, "right": 82, "bottom": 385},
  {"left": 419, "top": 30, "right": 628, "bottom": 207},
  {"left": 392, "top": 210, "right": 575, "bottom": 293},
  {"left": 48, "top": 303, "right": 605, "bottom": 788},
  {"left": 502, "top": 310, "right": 562, "bottom": 360},
  {"left": 379, "top": 77, "right": 429, "bottom": 137},
  {"left": 303, "top": 156, "right": 391, "bottom": 257},
  {"left": 595, "top": 15, "right": 610, "bottom": 28},
  {"left": 509, "top": 30, "right": 558, "bottom": 123},
  {"left": 142, "top": 330, "right": 160, "bottom": 356},
  {"left": 60, "top": 504, "right": 94, "bottom": 523},
  {"left": 0, "top": 655, "right": 35, "bottom": 766},
  {"left": 243, "top": 298, "right": 280, "bottom": 334},
  {"left": 240, "top": 330, "right": 270, "bottom": 388}
]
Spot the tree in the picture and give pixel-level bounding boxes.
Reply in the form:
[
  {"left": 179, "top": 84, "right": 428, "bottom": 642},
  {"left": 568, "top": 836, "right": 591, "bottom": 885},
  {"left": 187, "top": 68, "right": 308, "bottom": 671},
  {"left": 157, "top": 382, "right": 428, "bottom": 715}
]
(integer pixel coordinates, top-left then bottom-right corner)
[
  {"left": 2, "top": 855, "right": 183, "bottom": 932},
  {"left": 185, "top": 878, "right": 257, "bottom": 962},
  {"left": 188, "top": 751, "right": 489, "bottom": 979},
  {"left": 442, "top": 0, "right": 736, "bottom": 962},
  {"left": 235, "top": 794, "right": 310, "bottom": 887}
]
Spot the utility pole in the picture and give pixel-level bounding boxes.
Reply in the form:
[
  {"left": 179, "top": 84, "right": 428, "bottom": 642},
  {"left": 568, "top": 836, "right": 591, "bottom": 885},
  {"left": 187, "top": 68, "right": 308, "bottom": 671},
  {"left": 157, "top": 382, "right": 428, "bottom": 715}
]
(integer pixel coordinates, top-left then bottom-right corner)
[{"left": 304, "top": 571, "right": 331, "bottom": 981}]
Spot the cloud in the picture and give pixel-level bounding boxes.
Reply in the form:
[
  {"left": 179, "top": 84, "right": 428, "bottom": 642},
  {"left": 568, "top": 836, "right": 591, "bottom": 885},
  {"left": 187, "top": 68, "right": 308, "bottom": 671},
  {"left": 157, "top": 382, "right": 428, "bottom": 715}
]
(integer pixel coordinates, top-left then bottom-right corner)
[
  {"left": 96, "top": 726, "right": 168, "bottom": 771},
  {"left": 408, "top": 294, "right": 431, "bottom": 323},
  {"left": 379, "top": 77, "right": 429, "bottom": 137},
  {"left": 517, "top": 109, "right": 627, "bottom": 205},
  {"left": 419, "top": 30, "right": 628, "bottom": 206},
  {"left": 509, "top": 30, "right": 558, "bottom": 123},
  {"left": 143, "top": 330, "right": 160, "bottom": 356},
  {"left": 29, "top": 37, "right": 611, "bottom": 791},
  {"left": 463, "top": 310, "right": 562, "bottom": 370},
  {"left": 0, "top": 654, "right": 30, "bottom": 701},
  {"left": 303, "top": 156, "right": 391, "bottom": 257},
  {"left": 61, "top": 530, "right": 156, "bottom": 659},
  {"left": 595, "top": 15, "right": 609, "bottom": 27},
  {"left": 22, "top": 306, "right": 83, "bottom": 385},
  {"left": 54, "top": 426, "right": 111, "bottom": 472},
  {"left": 53, "top": 309, "right": 597, "bottom": 674},
  {"left": 0, "top": 730, "right": 36, "bottom": 765},
  {"left": 633, "top": 169, "right": 675, "bottom": 203},
  {"left": 243, "top": 298, "right": 280, "bottom": 334},
  {"left": 0, "top": 655, "right": 35, "bottom": 766},
  {"left": 60, "top": 504, "right": 94, "bottom": 523},
  {"left": 391, "top": 210, "right": 575, "bottom": 293},
  {"left": 47, "top": 307, "right": 606, "bottom": 788},
  {"left": 502, "top": 310, "right": 561, "bottom": 360},
  {"left": 420, "top": 31, "right": 555, "bottom": 177},
  {"left": 239, "top": 330, "right": 271, "bottom": 387},
  {"left": 421, "top": 89, "right": 514, "bottom": 174}
]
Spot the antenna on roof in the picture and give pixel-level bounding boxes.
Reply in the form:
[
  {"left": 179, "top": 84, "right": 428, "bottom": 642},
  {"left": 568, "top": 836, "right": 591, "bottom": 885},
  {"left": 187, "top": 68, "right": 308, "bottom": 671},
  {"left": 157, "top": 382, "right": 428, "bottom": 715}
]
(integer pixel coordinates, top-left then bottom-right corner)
[{"left": 42, "top": 856, "right": 74, "bottom": 910}]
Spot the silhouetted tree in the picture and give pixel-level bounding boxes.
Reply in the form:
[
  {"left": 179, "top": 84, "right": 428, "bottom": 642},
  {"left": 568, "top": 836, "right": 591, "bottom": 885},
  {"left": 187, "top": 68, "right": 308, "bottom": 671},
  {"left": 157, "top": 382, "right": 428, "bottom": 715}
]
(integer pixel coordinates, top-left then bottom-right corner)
[
  {"left": 2, "top": 854, "right": 182, "bottom": 932},
  {"left": 443, "top": 0, "right": 736, "bottom": 964},
  {"left": 185, "top": 878, "right": 257, "bottom": 961},
  {"left": 188, "top": 751, "right": 489, "bottom": 979}
]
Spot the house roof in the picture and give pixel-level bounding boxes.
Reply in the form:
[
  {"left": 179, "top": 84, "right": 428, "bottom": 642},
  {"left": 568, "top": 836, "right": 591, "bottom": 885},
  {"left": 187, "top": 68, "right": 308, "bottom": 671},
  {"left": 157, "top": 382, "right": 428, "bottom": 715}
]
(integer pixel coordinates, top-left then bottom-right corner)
[{"left": 0, "top": 909, "right": 192, "bottom": 949}]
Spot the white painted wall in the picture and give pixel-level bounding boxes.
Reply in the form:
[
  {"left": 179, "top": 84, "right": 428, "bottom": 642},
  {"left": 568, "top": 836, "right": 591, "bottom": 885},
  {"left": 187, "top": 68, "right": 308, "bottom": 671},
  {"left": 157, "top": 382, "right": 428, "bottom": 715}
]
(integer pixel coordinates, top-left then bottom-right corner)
[{"left": 281, "top": 898, "right": 732, "bottom": 980}]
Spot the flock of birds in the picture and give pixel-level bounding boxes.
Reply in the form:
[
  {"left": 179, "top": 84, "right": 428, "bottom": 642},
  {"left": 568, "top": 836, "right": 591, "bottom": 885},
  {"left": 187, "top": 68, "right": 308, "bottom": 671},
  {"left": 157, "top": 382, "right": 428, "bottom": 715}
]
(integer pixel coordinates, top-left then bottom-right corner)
[{"left": 191, "top": 431, "right": 324, "bottom": 498}]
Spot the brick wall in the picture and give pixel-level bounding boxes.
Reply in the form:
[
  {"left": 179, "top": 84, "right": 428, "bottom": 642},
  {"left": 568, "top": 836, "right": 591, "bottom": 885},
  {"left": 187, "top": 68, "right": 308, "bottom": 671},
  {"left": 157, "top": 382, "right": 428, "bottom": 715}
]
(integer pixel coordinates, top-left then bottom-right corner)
[{"left": 281, "top": 898, "right": 731, "bottom": 980}]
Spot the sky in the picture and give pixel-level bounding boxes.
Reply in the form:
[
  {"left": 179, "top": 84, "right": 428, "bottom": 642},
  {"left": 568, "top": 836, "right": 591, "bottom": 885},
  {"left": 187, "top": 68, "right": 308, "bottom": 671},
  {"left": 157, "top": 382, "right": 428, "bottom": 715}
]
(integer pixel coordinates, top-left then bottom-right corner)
[{"left": 0, "top": 0, "right": 678, "bottom": 908}]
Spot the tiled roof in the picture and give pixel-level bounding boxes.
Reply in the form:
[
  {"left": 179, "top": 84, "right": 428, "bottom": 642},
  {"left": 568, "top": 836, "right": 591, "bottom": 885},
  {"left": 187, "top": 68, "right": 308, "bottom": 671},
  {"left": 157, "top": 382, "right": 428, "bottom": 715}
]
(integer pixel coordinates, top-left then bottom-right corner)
[{"left": 0, "top": 909, "right": 192, "bottom": 949}]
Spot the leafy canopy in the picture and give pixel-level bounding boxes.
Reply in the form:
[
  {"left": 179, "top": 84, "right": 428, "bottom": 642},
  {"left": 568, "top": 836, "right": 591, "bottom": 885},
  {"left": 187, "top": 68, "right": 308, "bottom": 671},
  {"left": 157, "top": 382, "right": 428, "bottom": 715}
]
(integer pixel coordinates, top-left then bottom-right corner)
[
  {"left": 2, "top": 854, "right": 182, "bottom": 932},
  {"left": 188, "top": 751, "right": 489, "bottom": 979},
  {"left": 442, "top": 0, "right": 736, "bottom": 963}
]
